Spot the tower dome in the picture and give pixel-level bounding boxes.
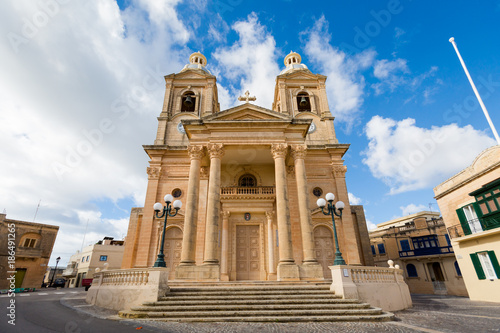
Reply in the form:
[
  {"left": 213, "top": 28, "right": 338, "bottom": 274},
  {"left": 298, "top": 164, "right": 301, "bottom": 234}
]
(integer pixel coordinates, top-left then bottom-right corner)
[
  {"left": 180, "top": 52, "right": 211, "bottom": 74},
  {"left": 280, "top": 51, "right": 309, "bottom": 74}
]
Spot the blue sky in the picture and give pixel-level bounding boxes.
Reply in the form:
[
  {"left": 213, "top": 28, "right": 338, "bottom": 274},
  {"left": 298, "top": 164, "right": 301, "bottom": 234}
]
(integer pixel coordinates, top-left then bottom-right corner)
[{"left": 1, "top": 0, "right": 499, "bottom": 266}]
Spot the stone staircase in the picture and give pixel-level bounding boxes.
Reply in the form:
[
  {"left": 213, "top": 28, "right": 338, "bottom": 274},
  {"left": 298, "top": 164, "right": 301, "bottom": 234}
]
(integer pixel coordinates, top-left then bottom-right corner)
[{"left": 118, "top": 282, "right": 394, "bottom": 322}]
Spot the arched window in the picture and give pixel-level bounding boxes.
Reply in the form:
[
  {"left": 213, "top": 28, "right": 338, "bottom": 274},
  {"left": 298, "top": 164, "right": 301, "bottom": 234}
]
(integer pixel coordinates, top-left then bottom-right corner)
[
  {"left": 297, "top": 93, "right": 311, "bottom": 112},
  {"left": 454, "top": 261, "right": 462, "bottom": 276},
  {"left": 239, "top": 174, "right": 257, "bottom": 187},
  {"left": 406, "top": 263, "right": 418, "bottom": 277},
  {"left": 181, "top": 92, "right": 196, "bottom": 112}
]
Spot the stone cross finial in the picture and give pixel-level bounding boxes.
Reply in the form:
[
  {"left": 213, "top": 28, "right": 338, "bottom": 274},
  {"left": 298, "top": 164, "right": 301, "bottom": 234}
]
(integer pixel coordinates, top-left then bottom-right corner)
[{"left": 238, "top": 90, "right": 256, "bottom": 102}]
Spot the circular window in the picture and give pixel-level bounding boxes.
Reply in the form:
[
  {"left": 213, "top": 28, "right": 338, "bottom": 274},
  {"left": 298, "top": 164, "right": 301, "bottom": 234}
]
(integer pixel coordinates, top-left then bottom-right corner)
[
  {"left": 172, "top": 188, "right": 182, "bottom": 198},
  {"left": 312, "top": 187, "right": 323, "bottom": 197}
]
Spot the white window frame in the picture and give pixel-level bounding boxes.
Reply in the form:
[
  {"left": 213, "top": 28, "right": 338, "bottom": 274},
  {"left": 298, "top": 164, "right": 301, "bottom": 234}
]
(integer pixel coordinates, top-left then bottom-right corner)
[
  {"left": 462, "top": 204, "right": 483, "bottom": 234},
  {"left": 478, "top": 252, "right": 497, "bottom": 280}
]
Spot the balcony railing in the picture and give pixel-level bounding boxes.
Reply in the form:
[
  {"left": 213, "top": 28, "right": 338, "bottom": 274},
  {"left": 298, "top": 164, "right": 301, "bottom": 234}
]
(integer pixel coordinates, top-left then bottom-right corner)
[
  {"left": 447, "top": 213, "right": 500, "bottom": 239},
  {"left": 398, "top": 223, "right": 415, "bottom": 232},
  {"left": 399, "top": 245, "right": 454, "bottom": 258},
  {"left": 221, "top": 186, "right": 275, "bottom": 196}
]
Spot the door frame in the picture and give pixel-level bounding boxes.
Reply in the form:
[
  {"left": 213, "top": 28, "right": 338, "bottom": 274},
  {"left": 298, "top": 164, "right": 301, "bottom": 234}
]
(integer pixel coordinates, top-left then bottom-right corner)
[{"left": 230, "top": 218, "right": 267, "bottom": 281}]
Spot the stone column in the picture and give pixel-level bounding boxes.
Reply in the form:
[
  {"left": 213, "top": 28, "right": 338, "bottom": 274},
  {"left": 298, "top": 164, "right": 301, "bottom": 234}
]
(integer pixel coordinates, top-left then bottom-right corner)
[
  {"left": 332, "top": 164, "right": 362, "bottom": 265},
  {"left": 220, "top": 211, "right": 230, "bottom": 280},
  {"left": 179, "top": 145, "right": 204, "bottom": 265},
  {"left": 291, "top": 144, "right": 317, "bottom": 264},
  {"left": 271, "top": 143, "right": 294, "bottom": 264},
  {"left": 203, "top": 143, "right": 225, "bottom": 265},
  {"left": 266, "top": 211, "right": 276, "bottom": 275}
]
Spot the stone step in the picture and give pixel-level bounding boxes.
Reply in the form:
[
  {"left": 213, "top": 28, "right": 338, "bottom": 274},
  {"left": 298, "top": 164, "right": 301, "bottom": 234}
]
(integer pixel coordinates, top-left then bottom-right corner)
[
  {"left": 121, "top": 307, "right": 385, "bottom": 319},
  {"left": 145, "top": 298, "right": 358, "bottom": 306},
  {"left": 119, "top": 284, "right": 394, "bottom": 322},
  {"left": 157, "top": 294, "right": 340, "bottom": 301},
  {"left": 132, "top": 303, "right": 372, "bottom": 312},
  {"left": 130, "top": 313, "right": 394, "bottom": 322},
  {"left": 167, "top": 289, "right": 331, "bottom": 296}
]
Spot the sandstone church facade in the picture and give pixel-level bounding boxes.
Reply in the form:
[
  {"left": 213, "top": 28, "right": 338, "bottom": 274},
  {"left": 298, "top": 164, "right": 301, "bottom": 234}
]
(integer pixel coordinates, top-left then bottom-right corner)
[{"left": 121, "top": 51, "right": 373, "bottom": 282}]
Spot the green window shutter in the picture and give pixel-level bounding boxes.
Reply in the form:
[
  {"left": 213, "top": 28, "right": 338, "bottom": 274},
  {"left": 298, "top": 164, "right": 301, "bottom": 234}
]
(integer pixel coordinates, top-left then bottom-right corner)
[
  {"left": 470, "top": 253, "right": 486, "bottom": 280},
  {"left": 471, "top": 202, "right": 484, "bottom": 218},
  {"left": 487, "top": 251, "right": 500, "bottom": 279},
  {"left": 456, "top": 207, "right": 472, "bottom": 235}
]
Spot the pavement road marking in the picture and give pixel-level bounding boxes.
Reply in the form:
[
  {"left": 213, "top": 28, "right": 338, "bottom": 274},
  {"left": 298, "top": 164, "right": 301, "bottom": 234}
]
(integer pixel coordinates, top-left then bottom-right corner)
[
  {"left": 18, "top": 294, "right": 31, "bottom": 297},
  {"left": 38, "top": 293, "right": 49, "bottom": 295},
  {"left": 55, "top": 292, "right": 66, "bottom": 294}
]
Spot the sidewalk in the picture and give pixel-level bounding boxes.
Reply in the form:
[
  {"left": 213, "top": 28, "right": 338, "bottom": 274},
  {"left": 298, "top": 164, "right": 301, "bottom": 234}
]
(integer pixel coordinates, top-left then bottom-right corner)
[{"left": 62, "top": 294, "right": 500, "bottom": 332}]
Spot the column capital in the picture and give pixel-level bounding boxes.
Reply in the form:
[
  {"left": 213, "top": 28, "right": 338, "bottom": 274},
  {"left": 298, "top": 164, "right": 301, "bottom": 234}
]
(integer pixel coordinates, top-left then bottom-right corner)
[
  {"left": 332, "top": 164, "right": 347, "bottom": 177},
  {"left": 222, "top": 211, "right": 231, "bottom": 219},
  {"left": 271, "top": 143, "right": 288, "bottom": 159},
  {"left": 265, "top": 211, "right": 275, "bottom": 220},
  {"left": 187, "top": 145, "right": 205, "bottom": 160},
  {"left": 147, "top": 166, "right": 161, "bottom": 180},
  {"left": 291, "top": 144, "right": 307, "bottom": 160},
  {"left": 207, "top": 143, "right": 225, "bottom": 159}
]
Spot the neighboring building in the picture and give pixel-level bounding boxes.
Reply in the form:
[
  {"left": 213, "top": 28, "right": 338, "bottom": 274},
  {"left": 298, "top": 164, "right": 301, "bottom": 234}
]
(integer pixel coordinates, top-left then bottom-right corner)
[
  {"left": 369, "top": 211, "right": 468, "bottom": 296},
  {"left": 42, "top": 266, "right": 64, "bottom": 286},
  {"left": 434, "top": 145, "right": 500, "bottom": 302},
  {"left": 0, "top": 213, "right": 59, "bottom": 289},
  {"left": 121, "top": 51, "right": 373, "bottom": 282},
  {"left": 63, "top": 237, "right": 124, "bottom": 288}
]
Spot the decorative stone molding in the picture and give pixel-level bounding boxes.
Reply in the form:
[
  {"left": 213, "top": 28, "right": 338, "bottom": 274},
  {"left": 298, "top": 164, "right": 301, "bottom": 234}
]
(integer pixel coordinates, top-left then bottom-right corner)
[
  {"left": 265, "top": 211, "right": 274, "bottom": 220},
  {"left": 187, "top": 145, "right": 205, "bottom": 160},
  {"left": 207, "top": 143, "right": 225, "bottom": 159},
  {"left": 271, "top": 143, "right": 288, "bottom": 159},
  {"left": 222, "top": 211, "right": 231, "bottom": 219},
  {"left": 147, "top": 167, "right": 161, "bottom": 179},
  {"left": 291, "top": 144, "right": 307, "bottom": 160},
  {"left": 332, "top": 165, "right": 347, "bottom": 177},
  {"left": 200, "top": 166, "right": 209, "bottom": 179}
]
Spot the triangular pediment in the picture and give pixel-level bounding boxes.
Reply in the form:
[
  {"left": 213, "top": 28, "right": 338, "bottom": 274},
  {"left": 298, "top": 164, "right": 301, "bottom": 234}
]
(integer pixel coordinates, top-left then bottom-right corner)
[
  {"left": 278, "top": 70, "right": 324, "bottom": 80},
  {"left": 166, "top": 70, "right": 214, "bottom": 80},
  {"left": 204, "top": 103, "right": 291, "bottom": 121}
]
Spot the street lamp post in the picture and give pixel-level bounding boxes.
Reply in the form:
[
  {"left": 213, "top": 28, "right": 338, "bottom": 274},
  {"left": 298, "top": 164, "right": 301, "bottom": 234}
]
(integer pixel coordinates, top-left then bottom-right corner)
[
  {"left": 317, "top": 193, "right": 346, "bottom": 265},
  {"left": 153, "top": 194, "right": 182, "bottom": 268},
  {"left": 50, "top": 256, "right": 61, "bottom": 287}
]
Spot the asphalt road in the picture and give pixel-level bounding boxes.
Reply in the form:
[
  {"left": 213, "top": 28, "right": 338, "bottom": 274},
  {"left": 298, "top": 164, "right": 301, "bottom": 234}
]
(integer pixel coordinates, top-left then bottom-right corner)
[{"left": 0, "top": 288, "right": 155, "bottom": 333}]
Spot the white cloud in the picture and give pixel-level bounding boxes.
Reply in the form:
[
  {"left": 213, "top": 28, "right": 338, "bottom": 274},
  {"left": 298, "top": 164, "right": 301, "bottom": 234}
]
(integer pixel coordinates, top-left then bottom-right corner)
[
  {"left": 212, "top": 13, "right": 280, "bottom": 110},
  {"left": 362, "top": 116, "right": 497, "bottom": 194},
  {"left": 373, "top": 59, "right": 408, "bottom": 79},
  {"left": 0, "top": 0, "right": 191, "bottom": 266},
  {"left": 400, "top": 204, "right": 427, "bottom": 216},
  {"left": 348, "top": 192, "right": 362, "bottom": 205},
  {"left": 371, "top": 58, "right": 409, "bottom": 95},
  {"left": 366, "top": 219, "right": 377, "bottom": 231},
  {"left": 302, "top": 16, "right": 376, "bottom": 131}
]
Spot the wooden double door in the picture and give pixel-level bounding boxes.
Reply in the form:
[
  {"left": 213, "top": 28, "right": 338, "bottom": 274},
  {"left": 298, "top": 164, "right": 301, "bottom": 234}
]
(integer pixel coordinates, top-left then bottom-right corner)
[{"left": 235, "top": 225, "right": 261, "bottom": 280}]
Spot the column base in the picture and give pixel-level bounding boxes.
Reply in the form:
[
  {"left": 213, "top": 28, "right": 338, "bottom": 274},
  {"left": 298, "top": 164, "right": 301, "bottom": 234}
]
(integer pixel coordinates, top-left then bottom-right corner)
[
  {"left": 267, "top": 272, "right": 277, "bottom": 281},
  {"left": 277, "top": 263, "right": 300, "bottom": 281},
  {"left": 175, "top": 264, "right": 220, "bottom": 281},
  {"left": 298, "top": 263, "right": 325, "bottom": 280}
]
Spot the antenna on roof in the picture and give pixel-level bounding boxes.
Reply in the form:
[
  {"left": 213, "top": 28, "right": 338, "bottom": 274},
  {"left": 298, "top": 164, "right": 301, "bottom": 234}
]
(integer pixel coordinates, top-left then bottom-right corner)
[
  {"left": 80, "top": 219, "right": 89, "bottom": 252},
  {"left": 33, "top": 199, "right": 41, "bottom": 222}
]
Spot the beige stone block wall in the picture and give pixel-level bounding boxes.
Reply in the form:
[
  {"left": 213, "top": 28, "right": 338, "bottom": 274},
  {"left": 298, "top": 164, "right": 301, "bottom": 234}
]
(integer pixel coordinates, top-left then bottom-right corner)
[{"left": 452, "top": 229, "right": 500, "bottom": 302}]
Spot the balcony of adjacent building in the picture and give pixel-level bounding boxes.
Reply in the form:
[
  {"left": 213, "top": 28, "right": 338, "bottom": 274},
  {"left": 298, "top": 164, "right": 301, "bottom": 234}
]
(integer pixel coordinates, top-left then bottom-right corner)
[
  {"left": 448, "top": 212, "right": 500, "bottom": 239},
  {"left": 398, "top": 235, "right": 453, "bottom": 258}
]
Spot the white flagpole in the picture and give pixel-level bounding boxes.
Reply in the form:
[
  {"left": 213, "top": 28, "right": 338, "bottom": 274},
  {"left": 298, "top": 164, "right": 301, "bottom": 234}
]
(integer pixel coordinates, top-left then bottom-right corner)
[{"left": 449, "top": 37, "right": 500, "bottom": 145}]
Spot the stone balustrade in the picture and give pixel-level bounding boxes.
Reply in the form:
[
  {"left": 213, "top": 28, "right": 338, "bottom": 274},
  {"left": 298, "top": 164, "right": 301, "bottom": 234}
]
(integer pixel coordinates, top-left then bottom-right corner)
[
  {"left": 86, "top": 267, "right": 169, "bottom": 311},
  {"left": 101, "top": 269, "right": 150, "bottom": 285},
  {"left": 350, "top": 267, "right": 397, "bottom": 284},
  {"left": 221, "top": 186, "right": 275, "bottom": 196},
  {"left": 330, "top": 264, "right": 411, "bottom": 312}
]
